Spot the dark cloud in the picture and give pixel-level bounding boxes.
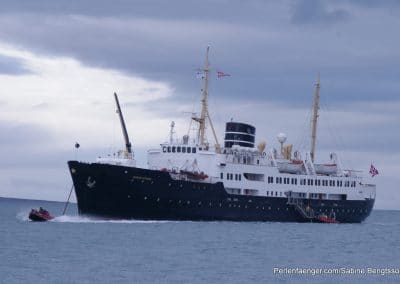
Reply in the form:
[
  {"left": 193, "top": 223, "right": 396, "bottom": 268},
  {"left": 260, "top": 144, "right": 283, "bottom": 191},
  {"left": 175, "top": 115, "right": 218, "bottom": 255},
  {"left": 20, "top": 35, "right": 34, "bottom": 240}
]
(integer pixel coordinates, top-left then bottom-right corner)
[
  {"left": 0, "top": 1, "right": 398, "bottom": 106},
  {"left": 0, "top": 54, "right": 31, "bottom": 75}
]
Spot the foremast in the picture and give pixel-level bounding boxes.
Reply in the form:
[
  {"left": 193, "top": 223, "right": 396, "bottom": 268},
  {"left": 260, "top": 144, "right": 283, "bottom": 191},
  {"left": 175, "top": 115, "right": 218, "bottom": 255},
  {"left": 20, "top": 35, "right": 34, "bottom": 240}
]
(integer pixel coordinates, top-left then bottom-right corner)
[
  {"left": 310, "top": 75, "right": 320, "bottom": 162},
  {"left": 194, "top": 46, "right": 221, "bottom": 152}
]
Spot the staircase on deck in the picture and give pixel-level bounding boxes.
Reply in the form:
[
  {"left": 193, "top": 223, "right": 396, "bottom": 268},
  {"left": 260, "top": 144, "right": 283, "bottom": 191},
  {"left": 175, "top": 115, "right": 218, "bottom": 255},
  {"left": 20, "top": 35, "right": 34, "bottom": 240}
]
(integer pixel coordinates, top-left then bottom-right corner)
[{"left": 287, "top": 197, "right": 315, "bottom": 220}]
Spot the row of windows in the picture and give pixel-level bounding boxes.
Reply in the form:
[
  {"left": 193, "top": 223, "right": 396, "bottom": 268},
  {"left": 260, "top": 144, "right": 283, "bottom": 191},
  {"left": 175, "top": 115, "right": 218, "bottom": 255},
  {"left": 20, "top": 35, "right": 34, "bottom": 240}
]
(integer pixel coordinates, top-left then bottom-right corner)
[
  {"left": 162, "top": 146, "right": 197, "bottom": 154},
  {"left": 266, "top": 191, "right": 283, "bottom": 197},
  {"left": 224, "top": 173, "right": 242, "bottom": 181},
  {"left": 225, "top": 173, "right": 356, "bottom": 188},
  {"left": 268, "top": 176, "right": 356, "bottom": 187}
]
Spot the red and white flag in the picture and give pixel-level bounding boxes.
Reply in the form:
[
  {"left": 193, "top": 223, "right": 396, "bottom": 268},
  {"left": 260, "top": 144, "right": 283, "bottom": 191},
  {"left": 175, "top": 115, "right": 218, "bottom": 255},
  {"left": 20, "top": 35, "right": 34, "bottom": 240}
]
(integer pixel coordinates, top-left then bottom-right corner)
[
  {"left": 217, "top": 71, "right": 231, "bottom": 78},
  {"left": 369, "top": 164, "right": 379, "bottom": 177}
]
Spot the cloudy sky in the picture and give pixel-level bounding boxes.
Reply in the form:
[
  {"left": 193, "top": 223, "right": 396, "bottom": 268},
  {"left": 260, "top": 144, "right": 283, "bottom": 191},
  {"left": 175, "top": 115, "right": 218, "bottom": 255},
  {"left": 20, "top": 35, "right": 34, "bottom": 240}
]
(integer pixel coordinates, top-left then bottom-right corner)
[{"left": 0, "top": 0, "right": 398, "bottom": 209}]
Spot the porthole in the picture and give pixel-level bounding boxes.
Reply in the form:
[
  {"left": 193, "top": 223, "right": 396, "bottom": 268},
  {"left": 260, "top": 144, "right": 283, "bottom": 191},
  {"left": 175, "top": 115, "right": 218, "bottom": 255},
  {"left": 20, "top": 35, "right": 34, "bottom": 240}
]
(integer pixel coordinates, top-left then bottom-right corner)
[
  {"left": 157, "top": 198, "right": 160, "bottom": 202},
  {"left": 187, "top": 201, "right": 190, "bottom": 204},
  {"left": 198, "top": 202, "right": 202, "bottom": 205},
  {"left": 144, "top": 196, "right": 147, "bottom": 200},
  {"left": 268, "top": 207, "right": 271, "bottom": 210}
]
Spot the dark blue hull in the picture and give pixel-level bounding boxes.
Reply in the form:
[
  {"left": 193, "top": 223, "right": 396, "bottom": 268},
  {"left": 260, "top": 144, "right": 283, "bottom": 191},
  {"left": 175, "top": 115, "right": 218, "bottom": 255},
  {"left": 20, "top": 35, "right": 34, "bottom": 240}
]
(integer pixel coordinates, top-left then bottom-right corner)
[{"left": 67, "top": 161, "right": 374, "bottom": 223}]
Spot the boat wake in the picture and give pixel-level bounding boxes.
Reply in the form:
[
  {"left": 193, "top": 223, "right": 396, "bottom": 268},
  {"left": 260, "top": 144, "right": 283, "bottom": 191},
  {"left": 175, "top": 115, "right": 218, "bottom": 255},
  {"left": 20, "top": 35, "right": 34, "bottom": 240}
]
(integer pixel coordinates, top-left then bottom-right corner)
[
  {"left": 16, "top": 209, "right": 31, "bottom": 222},
  {"left": 17, "top": 210, "right": 175, "bottom": 223},
  {"left": 51, "top": 215, "right": 172, "bottom": 224}
]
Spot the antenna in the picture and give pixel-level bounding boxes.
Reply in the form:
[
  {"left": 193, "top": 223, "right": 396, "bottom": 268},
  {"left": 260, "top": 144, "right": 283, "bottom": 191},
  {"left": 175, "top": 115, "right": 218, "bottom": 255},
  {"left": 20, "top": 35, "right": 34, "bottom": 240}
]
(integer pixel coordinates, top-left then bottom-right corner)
[{"left": 169, "top": 121, "right": 175, "bottom": 144}]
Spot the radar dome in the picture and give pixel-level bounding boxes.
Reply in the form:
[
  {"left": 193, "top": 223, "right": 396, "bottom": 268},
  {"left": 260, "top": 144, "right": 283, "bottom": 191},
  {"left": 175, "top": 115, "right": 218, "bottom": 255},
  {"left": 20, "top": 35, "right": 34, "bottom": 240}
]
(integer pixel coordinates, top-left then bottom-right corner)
[{"left": 277, "top": 133, "right": 287, "bottom": 144}]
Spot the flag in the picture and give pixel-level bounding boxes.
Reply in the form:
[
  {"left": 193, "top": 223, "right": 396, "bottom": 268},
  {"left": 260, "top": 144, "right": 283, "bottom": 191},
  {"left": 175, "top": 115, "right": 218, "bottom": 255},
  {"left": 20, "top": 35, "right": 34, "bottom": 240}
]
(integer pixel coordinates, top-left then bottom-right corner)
[
  {"left": 217, "top": 70, "right": 230, "bottom": 78},
  {"left": 369, "top": 164, "right": 379, "bottom": 177}
]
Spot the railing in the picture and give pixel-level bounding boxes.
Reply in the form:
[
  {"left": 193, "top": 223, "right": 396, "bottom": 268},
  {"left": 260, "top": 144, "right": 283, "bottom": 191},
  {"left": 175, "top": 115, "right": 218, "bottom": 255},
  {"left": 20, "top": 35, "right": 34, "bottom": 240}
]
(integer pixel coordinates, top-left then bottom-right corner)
[{"left": 287, "top": 197, "right": 315, "bottom": 219}]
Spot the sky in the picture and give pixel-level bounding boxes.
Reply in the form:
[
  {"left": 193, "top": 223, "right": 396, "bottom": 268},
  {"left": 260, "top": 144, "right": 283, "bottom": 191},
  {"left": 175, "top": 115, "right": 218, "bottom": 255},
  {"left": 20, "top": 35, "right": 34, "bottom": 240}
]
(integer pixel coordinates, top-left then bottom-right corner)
[{"left": 0, "top": 0, "right": 398, "bottom": 209}]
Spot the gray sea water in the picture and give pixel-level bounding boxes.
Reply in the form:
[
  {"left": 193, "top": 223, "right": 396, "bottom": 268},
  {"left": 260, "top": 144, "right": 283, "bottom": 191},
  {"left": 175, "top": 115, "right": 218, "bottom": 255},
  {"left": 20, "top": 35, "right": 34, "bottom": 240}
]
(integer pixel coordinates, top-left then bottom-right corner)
[{"left": 1, "top": 197, "right": 399, "bottom": 284}]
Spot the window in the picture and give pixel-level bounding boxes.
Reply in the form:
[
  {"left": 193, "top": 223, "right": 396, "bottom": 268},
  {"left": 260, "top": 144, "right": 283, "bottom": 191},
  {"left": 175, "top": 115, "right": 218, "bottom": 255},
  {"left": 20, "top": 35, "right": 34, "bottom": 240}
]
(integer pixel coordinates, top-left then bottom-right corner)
[
  {"left": 182, "top": 147, "right": 186, "bottom": 153},
  {"left": 244, "top": 173, "right": 264, "bottom": 181},
  {"left": 235, "top": 174, "right": 238, "bottom": 181},
  {"left": 275, "top": 191, "right": 278, "bottom": 196},
  {"left": 239, "top": 175, "right": 241, "bottom": 181},
  {"left": 192, "top": 147, "right": 196, "bottom": 153},
  {"left": 267, "top": 191, "right": 269, "bottom": 196},
  {"left": 268, "top": 176, "right": 273, "bottom": 184},
  {"left": 220, "top": 173, "right": 223, "bottom": 179},
  {"left": 162, "top": 146, "right": 167, "bottom": 153},
  {"left": 172, "top": 146, "right": 176, "bottom": 153},
  {"left": 345, "top": 181, "right": 350, "bottom": 187},
  {"left": 177, "top": 146, "right": 181, "bottom": 153},
  {"left": 167, "top": 146, "right": 171, "bottom": 153},
  {"left": 187, "top": 147, "right": 191, "bottom": 153}
]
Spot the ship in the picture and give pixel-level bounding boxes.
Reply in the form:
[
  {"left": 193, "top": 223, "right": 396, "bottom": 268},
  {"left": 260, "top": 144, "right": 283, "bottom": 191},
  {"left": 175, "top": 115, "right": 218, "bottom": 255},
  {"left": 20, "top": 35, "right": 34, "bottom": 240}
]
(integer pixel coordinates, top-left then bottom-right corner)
[{"left": 68, "top": 47, "right": 376, "bottom": 223}]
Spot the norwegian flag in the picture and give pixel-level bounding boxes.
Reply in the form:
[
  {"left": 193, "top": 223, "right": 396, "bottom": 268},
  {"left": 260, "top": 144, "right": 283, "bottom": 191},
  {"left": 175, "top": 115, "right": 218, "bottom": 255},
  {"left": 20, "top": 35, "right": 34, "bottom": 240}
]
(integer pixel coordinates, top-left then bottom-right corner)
[
  {"left": 217, "top": 71, "right": 231, "bottom": 78},
  {"left": 369, "top": 164, "right": 379, "bottom": 177}
]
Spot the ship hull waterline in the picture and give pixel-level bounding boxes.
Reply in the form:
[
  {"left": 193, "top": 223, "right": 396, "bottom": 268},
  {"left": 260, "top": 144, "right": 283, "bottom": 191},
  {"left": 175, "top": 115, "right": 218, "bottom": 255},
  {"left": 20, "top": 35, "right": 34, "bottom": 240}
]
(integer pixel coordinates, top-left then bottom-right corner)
[{"left": 68, "top": 161, "right": 374, "bottom": 223}]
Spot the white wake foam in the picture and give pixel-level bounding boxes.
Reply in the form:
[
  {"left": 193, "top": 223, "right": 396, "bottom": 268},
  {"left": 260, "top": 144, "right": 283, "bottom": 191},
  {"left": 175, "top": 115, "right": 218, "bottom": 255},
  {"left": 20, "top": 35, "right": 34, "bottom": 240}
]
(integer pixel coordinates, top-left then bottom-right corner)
[
  {"left": 52, "top": 215, "right": 172, "bottom": 224},
  {"left": 16, "top": 209, "right": 31, "bottom": 222}
]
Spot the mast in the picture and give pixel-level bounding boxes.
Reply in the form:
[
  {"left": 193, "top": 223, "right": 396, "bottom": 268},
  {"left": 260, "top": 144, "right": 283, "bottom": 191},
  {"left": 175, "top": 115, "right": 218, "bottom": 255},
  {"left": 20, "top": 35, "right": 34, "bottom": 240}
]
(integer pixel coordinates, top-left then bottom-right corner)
[
  {"left": 310, "top": 75, "right": 320, "bottom": 163},
  {"left": 114, "top": 92, "right": 132, "bottom": 157},
  {"left": 196, "top": 46, "right": 220, "bottom": 151}
]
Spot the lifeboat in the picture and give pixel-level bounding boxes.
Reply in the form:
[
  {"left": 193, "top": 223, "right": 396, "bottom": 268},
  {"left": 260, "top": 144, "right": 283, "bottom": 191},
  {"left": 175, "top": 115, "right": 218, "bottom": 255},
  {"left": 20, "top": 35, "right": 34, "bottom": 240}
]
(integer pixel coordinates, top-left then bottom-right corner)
[
  {"left": 28, "top": 208, "right": 54, "bottom": 222},
  {"left": 314, "top": 163, "right": 337, "bottom": 175},
  {"left": 180, "top": 170, "right": 208, "bottom": 180},
  {"left": 316, "top": 214, "right": 339, "bottom": 224},
  {"left": 277, "top": 160, "right": 304, "bottom": 174}
]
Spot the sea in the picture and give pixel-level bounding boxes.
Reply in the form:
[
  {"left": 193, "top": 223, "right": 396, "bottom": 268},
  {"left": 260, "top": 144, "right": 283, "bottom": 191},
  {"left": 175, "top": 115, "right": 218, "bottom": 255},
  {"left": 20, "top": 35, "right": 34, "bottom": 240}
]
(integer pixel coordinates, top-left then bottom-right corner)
[{"left": 1, "top": 197, "right": 399, "bottom": 284}]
